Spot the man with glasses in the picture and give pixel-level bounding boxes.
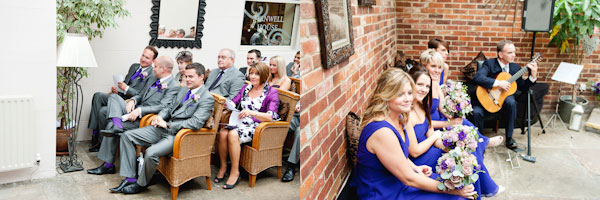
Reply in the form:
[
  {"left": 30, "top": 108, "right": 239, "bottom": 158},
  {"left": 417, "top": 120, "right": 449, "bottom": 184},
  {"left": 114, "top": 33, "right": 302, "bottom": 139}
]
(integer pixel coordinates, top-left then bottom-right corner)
[
  {"left": 87, "top": 46, "right": 158, "bottom": 152},
  {"left": 205, "top": 48, "right": 246, "bottom": 100}
]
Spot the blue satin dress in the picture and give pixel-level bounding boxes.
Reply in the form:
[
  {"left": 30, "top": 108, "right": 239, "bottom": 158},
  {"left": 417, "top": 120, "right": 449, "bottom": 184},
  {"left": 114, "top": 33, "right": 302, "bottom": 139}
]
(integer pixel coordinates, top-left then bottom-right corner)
[
  {"left": 355, "top": 120, "right": 464, "bottom": 200},
  {"left": 431, "top": 98, "right": 499, "bottom": 197}
]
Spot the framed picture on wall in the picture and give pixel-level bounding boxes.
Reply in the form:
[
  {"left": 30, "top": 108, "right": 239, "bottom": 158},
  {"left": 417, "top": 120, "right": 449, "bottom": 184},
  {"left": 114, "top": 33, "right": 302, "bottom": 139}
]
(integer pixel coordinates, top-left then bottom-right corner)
[
  {"left": 358, "top": 0, "right": 376, "bottom": 6},
  {"left": 315, "top": 0, "right": 355, "bottom": 69}
]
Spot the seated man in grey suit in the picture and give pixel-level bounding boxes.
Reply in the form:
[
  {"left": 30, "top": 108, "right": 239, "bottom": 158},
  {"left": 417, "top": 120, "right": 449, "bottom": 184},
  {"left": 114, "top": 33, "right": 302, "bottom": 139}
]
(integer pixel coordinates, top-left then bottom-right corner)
[
  {"left": 88, "top": 46, "right": 158, "bottom": 152},
  {"left": 286, "top": 51, "right": 301, "bottom": 78},
  {"left": 239, "top": 49, "right": 261, "bottom": 79},
  {"left": 87, "top": 56, "right": 180, "bottom": 175},
  {"left": 205, "top": 48, "right": 246, "bottom": 100},
  {"left": 111, "top": 63, "right": 214, "bottom": 194}
]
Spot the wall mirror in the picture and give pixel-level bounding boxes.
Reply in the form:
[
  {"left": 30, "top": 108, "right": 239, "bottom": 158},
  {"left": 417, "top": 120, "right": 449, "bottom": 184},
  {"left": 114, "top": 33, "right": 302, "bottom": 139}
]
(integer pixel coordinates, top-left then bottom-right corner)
[{"left": 149, "top": 0, "right": 206, "bottom": 48}]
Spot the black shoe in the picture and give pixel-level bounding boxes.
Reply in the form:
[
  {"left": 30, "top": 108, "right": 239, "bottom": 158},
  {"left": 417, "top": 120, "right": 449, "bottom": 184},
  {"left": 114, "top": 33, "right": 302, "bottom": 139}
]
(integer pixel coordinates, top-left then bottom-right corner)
[
  {"left": 121, "top": 182, "right": 146, "bottom": 194},
  {"left": 506, "top": 138, "right": 518, "bottom": 149},
  {"left": 86, "top": 164, "right": 115, "bottom": 175},
  {"left": 100, "top": 126, "right": 123, "bottom": 137},
  {"left": 223, "top": 176, "right": 240, "bottom": 189},
  {"left": 281, "top": 166, "right": 295, "bottom": 182},
  {"left": 88, "top": 144, "right": 100, "bottom": 152},
  {"left": 214, "top": 176, "right": 225, "bottom": 183},
  {"left": 110, "top": 179, "right": 134, "bottom": 193}
]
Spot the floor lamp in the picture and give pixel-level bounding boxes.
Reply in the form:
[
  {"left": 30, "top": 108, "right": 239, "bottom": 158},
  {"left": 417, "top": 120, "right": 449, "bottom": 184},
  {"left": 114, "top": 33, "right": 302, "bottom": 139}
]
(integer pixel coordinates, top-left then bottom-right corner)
[{"left": 56, "top": 33, "right": 97, "bottom": 172}]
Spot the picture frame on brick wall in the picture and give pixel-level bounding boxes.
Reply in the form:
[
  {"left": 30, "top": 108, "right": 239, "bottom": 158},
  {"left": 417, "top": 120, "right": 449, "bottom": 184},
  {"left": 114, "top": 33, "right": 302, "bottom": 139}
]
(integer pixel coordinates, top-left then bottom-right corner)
[
  {"left": 315, "top": 0, "right": 355, "bottom": 69},
  {"left": 358, "top": 0, "right": 375, "bottom": 6}
]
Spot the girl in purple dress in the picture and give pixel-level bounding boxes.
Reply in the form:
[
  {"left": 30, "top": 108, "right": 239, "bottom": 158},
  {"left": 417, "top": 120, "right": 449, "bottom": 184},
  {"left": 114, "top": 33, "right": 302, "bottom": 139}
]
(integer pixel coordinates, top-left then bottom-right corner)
[
  {"left": 419, "top": 49, "right": 504, "bottom": 197},
  {"left": 355, "top": 68, "right": 476, "bottom": 200},
  {"left": 428, "top": 38, "right": 450, "bottom": 85}
]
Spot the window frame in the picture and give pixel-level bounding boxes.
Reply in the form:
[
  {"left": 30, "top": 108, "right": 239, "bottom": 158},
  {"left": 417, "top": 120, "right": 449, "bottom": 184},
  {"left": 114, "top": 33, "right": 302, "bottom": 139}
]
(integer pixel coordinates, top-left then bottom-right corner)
[{"left": 238, "top": 0, "right": 301, "bottom": 52}]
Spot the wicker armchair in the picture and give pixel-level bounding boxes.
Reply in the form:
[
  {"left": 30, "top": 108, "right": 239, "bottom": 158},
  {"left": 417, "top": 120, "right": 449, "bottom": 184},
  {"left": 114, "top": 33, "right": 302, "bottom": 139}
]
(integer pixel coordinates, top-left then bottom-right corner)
[
  {"left": 138, "top": 93, "right": 226, "bottom": 200},
  {"left": 290, "top": 77, "right": 301, "bottom": 94},
  {"left": 240, "top": 88, "right": 300, "bottom": 187}
]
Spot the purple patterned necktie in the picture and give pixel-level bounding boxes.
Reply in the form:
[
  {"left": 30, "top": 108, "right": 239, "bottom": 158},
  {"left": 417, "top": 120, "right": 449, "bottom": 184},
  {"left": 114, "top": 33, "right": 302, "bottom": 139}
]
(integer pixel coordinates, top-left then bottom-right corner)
[
  {"left": 208, "top": 70, "right": 224, "bottom": 91},
  {"left": 150, "top": 80, "right": 162, "bottom": 92},
  {"left": 130, "top": 68, "right": 143, "bottom": 81},
  {"left": 182, "top": 90, "right": 192, "bottom": 103}
]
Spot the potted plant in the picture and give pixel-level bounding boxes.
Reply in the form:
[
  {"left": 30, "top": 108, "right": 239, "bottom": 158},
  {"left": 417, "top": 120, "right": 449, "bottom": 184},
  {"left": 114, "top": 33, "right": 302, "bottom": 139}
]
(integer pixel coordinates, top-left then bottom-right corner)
[
  {"left": 549, "top": 0, "right": 600, "bottom": 122},
  {"left": 56, "top": 0, "right": 129, "bottom": 155}
]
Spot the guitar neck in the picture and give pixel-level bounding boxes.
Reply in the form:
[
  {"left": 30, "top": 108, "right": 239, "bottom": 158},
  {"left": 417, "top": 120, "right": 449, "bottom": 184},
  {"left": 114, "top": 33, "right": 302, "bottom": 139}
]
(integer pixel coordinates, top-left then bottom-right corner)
[
  {"left": 506, "top": 53, "right": 541, "bottom": 83},
  {"left": 506, "top": 66, "right": 529, "bottom": 83}
]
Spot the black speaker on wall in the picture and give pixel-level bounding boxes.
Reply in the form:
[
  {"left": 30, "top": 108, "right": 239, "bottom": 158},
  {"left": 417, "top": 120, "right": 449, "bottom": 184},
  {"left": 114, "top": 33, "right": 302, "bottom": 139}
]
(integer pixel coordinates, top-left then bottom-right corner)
[{"left": 522, "top": 0, "right": 556, "bottom": 32}]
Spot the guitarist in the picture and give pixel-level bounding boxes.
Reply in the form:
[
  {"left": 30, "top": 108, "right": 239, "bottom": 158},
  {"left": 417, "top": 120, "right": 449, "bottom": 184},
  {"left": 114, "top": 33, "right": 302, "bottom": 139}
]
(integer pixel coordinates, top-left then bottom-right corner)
[{"left": 472, "top": 40, "right": 538, "bottom": 149}]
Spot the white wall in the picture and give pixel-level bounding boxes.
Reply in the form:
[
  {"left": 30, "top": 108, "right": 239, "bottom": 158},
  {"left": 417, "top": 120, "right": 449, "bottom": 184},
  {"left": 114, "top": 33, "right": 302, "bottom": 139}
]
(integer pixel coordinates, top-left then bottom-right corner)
[
  {"left": 79, "top": 0, "right": 300, "bottom": 140},
  {"left": 0, "top": 1, "right": 56, "bottom": 184}
]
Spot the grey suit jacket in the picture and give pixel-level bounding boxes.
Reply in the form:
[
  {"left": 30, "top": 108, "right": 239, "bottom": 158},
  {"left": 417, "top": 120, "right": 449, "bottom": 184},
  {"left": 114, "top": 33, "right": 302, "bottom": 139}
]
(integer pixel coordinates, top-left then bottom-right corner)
[
  {"left": 131, "top": 75, "right": 181, "bottom": 115},
  {"left": 286, "top": 62, "right": 300, "bottom": 78},
  {"left": 122, "top": 63, "right": 154, "bottom": 98},
  {"left": 158, "top": 86, "right": 214, "bottom": 135},
  {"left": 204, "top": 66, "right": 245, "bottom": 100}
]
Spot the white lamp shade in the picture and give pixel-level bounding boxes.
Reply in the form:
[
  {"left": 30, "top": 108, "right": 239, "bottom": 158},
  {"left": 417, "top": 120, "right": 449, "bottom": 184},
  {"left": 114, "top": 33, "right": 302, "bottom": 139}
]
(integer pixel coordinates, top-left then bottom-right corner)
[{"left": 56, "top": 33, "right": 98, "bottom": 68}]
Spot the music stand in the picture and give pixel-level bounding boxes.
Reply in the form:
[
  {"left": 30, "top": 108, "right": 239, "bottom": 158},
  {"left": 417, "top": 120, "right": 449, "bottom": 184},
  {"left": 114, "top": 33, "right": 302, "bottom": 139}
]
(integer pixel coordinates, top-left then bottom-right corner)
[{"left": 544, "top": 62, "right": 583, "bottom": 130}]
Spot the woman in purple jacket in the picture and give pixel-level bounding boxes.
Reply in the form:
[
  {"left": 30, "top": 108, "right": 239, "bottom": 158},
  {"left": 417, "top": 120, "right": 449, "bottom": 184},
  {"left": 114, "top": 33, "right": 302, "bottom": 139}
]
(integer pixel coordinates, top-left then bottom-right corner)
[{"left": 215, "top": 62, "right": 280, "bottom": 189}]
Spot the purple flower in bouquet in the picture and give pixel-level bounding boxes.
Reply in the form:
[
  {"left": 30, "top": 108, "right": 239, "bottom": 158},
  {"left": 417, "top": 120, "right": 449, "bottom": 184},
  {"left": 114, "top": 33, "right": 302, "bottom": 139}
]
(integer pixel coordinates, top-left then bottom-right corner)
[
  {"left": 458, "top": 131, "right": 466, "bottom": 140},
  {"left": 436, "top": 148, "right": 483, "bottom": 198},
  {"left": 441, "top": 125, "right": 480, "bottom": 152},
  {"left": 441, "top": 80, "right": 473, "bottom": 118}
]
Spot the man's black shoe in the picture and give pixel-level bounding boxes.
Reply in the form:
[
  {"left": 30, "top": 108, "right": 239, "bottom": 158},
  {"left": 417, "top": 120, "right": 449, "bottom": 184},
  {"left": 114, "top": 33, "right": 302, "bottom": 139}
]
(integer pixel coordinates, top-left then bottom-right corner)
[
  {"left": 121, "top": 182, "right": 146, "bottom": 194},
  {"left": 506, "top": 138, "right": 518, "bottom": 149},
  {"left": 110, "top": 179, "right": 134, "bottom": 193},
  {"left": 100, "top": 126, "right": 123, "bottom": 137},
  {"left": 86, "top": 164, "right": 115, "bottom": 175},
  {"left": 88, "top": 144, "right": 100, "bottom": 152},
  {"left": 281, "top": 166, "right": 295, "bottom": 182}
]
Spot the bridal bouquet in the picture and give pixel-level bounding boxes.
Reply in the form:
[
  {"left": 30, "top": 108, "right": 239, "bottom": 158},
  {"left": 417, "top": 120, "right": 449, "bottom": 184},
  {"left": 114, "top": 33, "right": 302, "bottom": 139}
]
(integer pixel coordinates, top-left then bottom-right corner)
[
  {"left": 435, "top": 148, "right": 483, "bottom": 198},
  {"left": 440, "top": 80, "right": 473, "bottom": 118},
  {"left": 440, "top": 125, "right": 480, "bottom": 153}
]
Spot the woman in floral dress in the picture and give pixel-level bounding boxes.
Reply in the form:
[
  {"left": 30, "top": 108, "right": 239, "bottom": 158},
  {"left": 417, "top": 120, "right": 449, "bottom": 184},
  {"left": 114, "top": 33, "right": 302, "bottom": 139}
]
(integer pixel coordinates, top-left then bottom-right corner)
[{"left": 215, "top": 62, "right": 280, "bottom": 189}]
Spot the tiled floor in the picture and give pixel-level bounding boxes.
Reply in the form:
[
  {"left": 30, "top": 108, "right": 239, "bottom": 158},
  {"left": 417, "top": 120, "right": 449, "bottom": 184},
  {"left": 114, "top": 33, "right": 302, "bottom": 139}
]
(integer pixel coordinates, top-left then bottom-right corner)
[
  {"left": 479, "top": 115, "right": 600, "bottom": 199},
  {"left": 0, "top": 142, "right": 300, "bottom": 200}
]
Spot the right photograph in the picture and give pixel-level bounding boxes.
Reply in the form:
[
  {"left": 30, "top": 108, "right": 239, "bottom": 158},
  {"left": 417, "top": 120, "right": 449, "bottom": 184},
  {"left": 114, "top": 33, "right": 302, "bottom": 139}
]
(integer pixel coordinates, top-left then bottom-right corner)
[{"left": 299, "top": 0, "right": 600, "bottom": 199}]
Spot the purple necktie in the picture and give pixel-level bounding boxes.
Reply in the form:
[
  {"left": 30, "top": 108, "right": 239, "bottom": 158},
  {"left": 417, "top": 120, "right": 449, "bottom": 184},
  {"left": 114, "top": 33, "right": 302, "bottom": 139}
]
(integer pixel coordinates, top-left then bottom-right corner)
[
  {"left": 130, "top": 68, "right": 143, "bottom": 81},
  {"left": 208, "top": 71, "right": 224, "bottom": 91},
  {"left": 182, "top": 90, "right": 192, "bottom": 103},
  {"left": 150, "top": 80, "right": 162, "bottom": 92}
]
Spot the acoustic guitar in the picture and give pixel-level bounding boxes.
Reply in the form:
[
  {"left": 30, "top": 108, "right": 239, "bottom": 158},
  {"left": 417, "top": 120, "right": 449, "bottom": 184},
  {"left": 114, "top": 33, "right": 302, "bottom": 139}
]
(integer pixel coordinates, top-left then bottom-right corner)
[{"left": 475, "top": 53, "right": 542, "bottom": 113}]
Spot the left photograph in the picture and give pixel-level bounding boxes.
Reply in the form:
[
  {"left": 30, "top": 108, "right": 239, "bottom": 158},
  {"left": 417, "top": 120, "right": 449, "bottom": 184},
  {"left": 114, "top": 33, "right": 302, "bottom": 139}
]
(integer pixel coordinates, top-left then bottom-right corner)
[{"left": 0, "top": 0, "right": 301, "bottom": 199}]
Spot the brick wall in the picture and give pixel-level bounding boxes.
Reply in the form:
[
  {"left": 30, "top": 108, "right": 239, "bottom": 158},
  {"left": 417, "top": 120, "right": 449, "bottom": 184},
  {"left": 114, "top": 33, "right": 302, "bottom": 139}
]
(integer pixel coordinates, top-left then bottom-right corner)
[
  {"left": 299, "top": 0, "right": 398, "bottom": 199},
  {"left": 299, "top": 0, "right": 600, "bottom": 199},
  {"left": 395, "top": 0, "right": 600, "bottom": 112}
]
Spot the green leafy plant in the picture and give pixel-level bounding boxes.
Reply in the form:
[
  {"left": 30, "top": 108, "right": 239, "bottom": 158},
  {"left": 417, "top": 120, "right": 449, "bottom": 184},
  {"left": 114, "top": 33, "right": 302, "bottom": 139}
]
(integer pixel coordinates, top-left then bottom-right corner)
[
  {"left": 56, "top": 0, "right": 129, "bottom": 127},
  {"left": 549, "top": 0, "right": 600, "bottom": 65}
]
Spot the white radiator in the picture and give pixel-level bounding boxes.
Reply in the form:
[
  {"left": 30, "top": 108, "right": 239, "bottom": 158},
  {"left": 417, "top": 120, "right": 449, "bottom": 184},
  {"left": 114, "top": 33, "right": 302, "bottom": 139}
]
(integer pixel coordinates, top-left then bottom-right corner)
[{"left": 0, "top": 95, "right": 35, "bottom": 172}]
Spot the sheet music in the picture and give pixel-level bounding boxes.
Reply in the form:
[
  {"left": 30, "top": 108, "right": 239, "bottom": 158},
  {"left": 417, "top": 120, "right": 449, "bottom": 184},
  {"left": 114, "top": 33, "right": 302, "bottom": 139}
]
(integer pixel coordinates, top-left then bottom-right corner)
[
  {"left": 228, "top": 111, "right": 242, "bottom": 127},
  {"left": 113, "top": 75, "right": 125, "bottom": 93},
  {"left": 551, "top": 62, "right": 583, "bottom": 85},
  {"left": 225, "top": 100, "right": 239, "bottom": 112}
]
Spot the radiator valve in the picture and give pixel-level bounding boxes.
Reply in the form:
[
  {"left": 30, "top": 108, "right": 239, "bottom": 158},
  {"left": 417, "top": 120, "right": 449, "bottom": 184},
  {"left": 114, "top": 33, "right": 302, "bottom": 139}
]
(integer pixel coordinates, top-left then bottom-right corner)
[{"left": 35, "top": 153, "right": 41, "bottom": 165}]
